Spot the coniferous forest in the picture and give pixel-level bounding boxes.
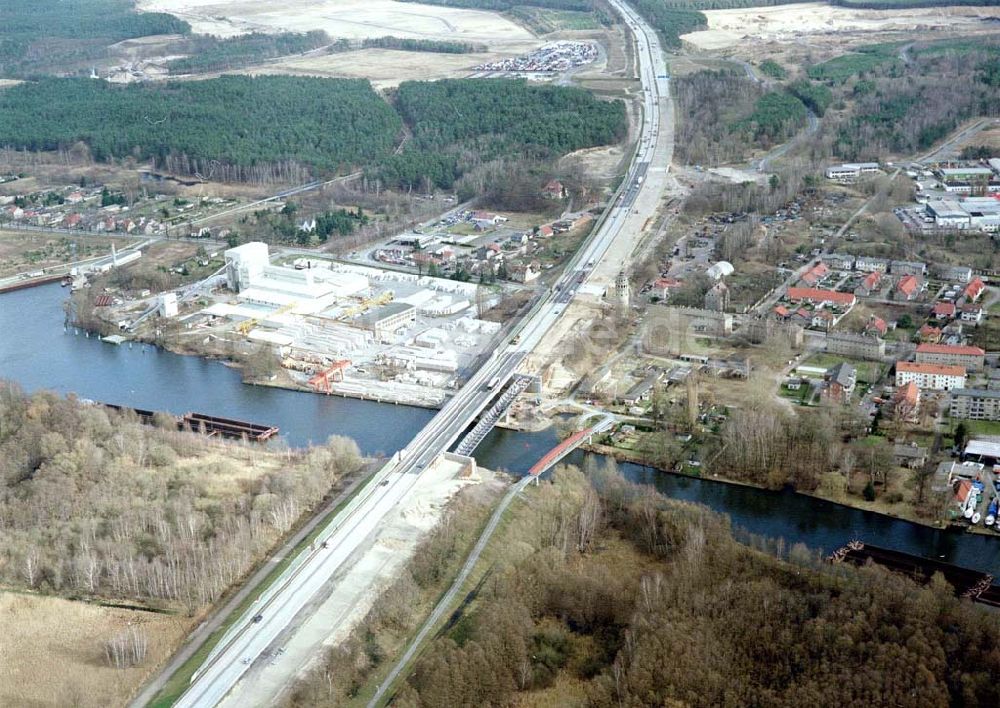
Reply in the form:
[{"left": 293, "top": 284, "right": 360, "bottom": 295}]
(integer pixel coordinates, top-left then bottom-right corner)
[{"left": 0, "top": 76, "right": 625, "bottom": 187}]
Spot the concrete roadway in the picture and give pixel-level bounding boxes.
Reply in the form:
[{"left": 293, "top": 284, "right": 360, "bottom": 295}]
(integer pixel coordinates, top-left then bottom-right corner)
[{"left": 170, "top": 1, "right": 669, "bottom": 704}]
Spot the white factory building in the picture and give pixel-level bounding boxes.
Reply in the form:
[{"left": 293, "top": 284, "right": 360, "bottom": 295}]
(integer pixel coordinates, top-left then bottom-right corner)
[
  {"left": 225, "top": 242, "right": 369, "bottom": 313},
  {"left": 825, "top": 162, "right": 880, "bottom": 182},
  {"left": 926, "top": 198, "right": 1000, "bottom": 232}
]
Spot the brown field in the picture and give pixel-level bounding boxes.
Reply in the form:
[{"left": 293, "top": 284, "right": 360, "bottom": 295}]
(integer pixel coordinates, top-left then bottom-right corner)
[
  {"left": 682, "top": 3, "right": 1000, "bottom": 54},
  {"left": 0, "top": 231, "right": 141, "bottom": 278},
  {"left": 0, "top": 592, "right": 191, "bottom": 708}
]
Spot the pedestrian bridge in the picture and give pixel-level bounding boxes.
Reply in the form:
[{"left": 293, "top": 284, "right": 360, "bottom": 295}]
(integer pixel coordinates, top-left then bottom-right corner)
[{"left": 528, "top": 415, "right": 615, "bottom": 477}]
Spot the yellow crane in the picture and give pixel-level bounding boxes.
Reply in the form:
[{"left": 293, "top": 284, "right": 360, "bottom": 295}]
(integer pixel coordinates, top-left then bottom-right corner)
[
  {"left": 237, "top": 300, "right": 298, "bottom": 335},
  {"left": 338, "top": 291, "right": 394, "bottom": 320}
]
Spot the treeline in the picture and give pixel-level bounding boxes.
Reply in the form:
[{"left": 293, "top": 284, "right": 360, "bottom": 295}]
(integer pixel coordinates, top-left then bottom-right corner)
[
  {"left": 807, "top": 43, "right": 900, "bottom": 83},
  {"left": 0, "top": 383, "right": 363, "bottom": 607},
  {"left": 1, "top": 0, "right": 190, "bottom": 77},
  {"left": 386, "top": 464, "right": 1000, "bottom": 707},
  {"left": 788, "top": 78, "right": 832, "bottom": 116},
  {"left": 362, "top": 36, "right": 486, "bottom": 54},
  {"left": 0, "top": 76, "right": 402, "bottom": 184},
  {"left": 168, "top": 31, "right": 334, "bottom": 74},
  {"left": 376, "top": 79, "right": 625, "bottom": 190}
]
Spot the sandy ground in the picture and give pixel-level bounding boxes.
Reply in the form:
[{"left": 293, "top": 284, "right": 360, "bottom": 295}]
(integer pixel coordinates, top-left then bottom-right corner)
[
  {"left": 138, "top": 0, "right": 535, "bottom": 42},
  {"left": 219, "top": 459, "right": 496, "bottom": 708},
  {"left": 232, "top": 45, "right": 533, "bottom": 88},
  {"left": 681, "top": 3, "right": 1000, "bottom": 52},
  {"left": 0, "top": 592, "right": 190, "bottom": 708}
]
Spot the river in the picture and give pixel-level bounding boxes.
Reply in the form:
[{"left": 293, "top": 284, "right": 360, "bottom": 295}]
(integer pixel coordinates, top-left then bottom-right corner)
[{"left": 2, "top": 282, "right": 999, "bottom": 572}]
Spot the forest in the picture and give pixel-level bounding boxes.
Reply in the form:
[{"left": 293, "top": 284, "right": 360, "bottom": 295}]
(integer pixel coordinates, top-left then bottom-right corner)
[
  {"left": 398, "top": 0, "right": 595, "bottom": 10},
  {"left": 0, "top": 383, "right": 363, "bottom": 608},
  {"left": 0, "top": 76, "right": 402, "bottom": 183},
  {"left": 734, "top": 92, "right": 808, "bottom": 144},
  {"left": 826, "top": 39, "right": 1000, "bottom": 160},
  {"left": 628, "top": 0, "right": 707, "bottom": 47},
  {"left": 0, "top": 0, "right": 190, "bottom": 77},
  {"left": 167, "top": 31, "right": 335, "bottom": 74},
  {"left": 289, "top": 463, "right": 1000, "bottom": 707},
  {"left": 377, "top": 79, "right": 626, "bottom": 190}
]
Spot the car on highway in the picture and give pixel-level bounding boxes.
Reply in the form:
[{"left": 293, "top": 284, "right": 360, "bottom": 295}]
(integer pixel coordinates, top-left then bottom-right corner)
[{"left": 252, "top": 614, "right": 263, "bottom": 623}]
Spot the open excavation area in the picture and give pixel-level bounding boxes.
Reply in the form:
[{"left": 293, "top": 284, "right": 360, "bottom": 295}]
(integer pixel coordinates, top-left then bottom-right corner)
[{"left": 681, "top": 3, "right": 1000, "bottom": 53}]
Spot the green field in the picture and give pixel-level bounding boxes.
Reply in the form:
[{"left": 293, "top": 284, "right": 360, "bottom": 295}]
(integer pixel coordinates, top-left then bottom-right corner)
[{"left": 807, "top": 44, "right": 899, "bottom": 83}]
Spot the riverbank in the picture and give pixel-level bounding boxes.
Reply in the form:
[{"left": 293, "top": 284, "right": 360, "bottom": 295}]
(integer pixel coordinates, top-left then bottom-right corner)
[{"left": 582, "top": 440, "right": 992, "bottom": 538}]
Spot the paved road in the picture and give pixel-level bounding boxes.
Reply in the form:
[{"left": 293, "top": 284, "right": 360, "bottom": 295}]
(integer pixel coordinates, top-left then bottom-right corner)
[{"left": 162, "top": 2, "right": 669, "bottom": 704}]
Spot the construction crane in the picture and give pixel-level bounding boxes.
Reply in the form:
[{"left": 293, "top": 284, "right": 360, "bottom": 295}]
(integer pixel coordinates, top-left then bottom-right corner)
[
  {"left": 237, "top": 301, "right": 298, "bottom": 335},
  {"left": 309, "top": 359, "right": 351, "bottom": 393},
  {"left": 338, "top": 291, "right": 394, "bottom": 320}
]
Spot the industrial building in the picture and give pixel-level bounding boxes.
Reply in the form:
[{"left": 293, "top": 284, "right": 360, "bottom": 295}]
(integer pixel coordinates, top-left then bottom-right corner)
[
  {"left": 825, "top": 162, "right": 880, "bottom": 182},
  {"left": 925, "top": 198, "right": 1000, "bottom": 232},
  {"left": 357, "top": 303, "right": 417, "bottom": 342}
]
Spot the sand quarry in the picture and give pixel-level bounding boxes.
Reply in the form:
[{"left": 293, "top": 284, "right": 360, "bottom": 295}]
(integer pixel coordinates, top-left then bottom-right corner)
[
  {"left": 681, "top": 3, "right": 1000, "bottom": 52},
  {"left": 138, "top": 0, "right": 544, "bottom": 85}
]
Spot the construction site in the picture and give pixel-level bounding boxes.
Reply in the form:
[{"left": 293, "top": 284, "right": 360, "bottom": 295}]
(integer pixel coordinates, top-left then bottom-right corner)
[{"left": 115, "top": 242, "right": 507, "bottom": 407}]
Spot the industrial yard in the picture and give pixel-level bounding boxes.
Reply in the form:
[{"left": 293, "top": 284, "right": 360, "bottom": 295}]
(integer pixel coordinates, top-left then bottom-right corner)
[{"left": 100, "top": 242, "right": 510, "bottom": 407}]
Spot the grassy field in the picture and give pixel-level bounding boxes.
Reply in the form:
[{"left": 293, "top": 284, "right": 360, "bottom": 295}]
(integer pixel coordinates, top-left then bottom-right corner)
[
  {"left": 0, "top": 592, "right": 191, "bottom": 707},
  {"left": 510, "top": 7, "right": 602, "bottom": 34},
  {"left": 807, "top": 44, "right": 899, "bottom": 82}
]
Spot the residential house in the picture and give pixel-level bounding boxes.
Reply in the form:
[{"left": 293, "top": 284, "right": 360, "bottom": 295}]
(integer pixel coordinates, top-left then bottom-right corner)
[
  {"left": 826, "top": 253, "right": 856, "bottom": 270},
  {"left": 865, "top": 316, "right": 888, "bottom": 338},
  {"left": 509, "top": 261, "right": 540, "bottom": 283},
  {"left": 536, "top": 224, "right": 554, "bottom": 238},
  {"left": 855, "top": 256, "right": 889, "bottom": 273},
  {"left": 950, "top": 388, "right": 1000, "bottom": 421},
  {"left": 915, "top": 343, "right": 985, "bottom": 372},
  {"left": 826, "top": 331, "right": 885, "bottom": 361},
  {"left": 704, "top": 282, "right": 730, "bottom": 312},
  {"left": 811, "top": 309, "right": 836, "bottom": 331},
  {"left": 800, "top": 261, "right": 830, "bottom": 287},
  {"left": 932, "top": 301, "right": 956, "bottom": 320},
  {"left": 822, "top": 362, "right": 856, "bottom": 404},
  {"left": 918, "top": 324, "right": 942, "bottom": 343},
  {"left": 651, "top": 277, "right": 682, "bottom": 300},
  {"left": 895, "top": 361, "right": 967, "bottom": 391},
  {"left": 893, "top": 442, "right": 928, "bottom": 469},
  {"left": 892, "top": 381, "right": 921, "bottom": 422},
  {"left": 895, "top": 274, "right": 921, "bottom": 301},
  {"left": 62, "top": 213, "right": 82, "bottom": 228},
  {"left": 936, "top": 265, "right": 973, "bottom": 283},
  {"left": 542, "top": 180, "right": 566, "bottom": 199},
  {"left": 855, "top": 271, "right": 882, "bottom": 297},
  {"left": 889, "top": 260, "right": 927, "bottom": 276},
  {"left": 963, "top": 277, "right": 985, "bottom": 303},
  {"left": 960, "top": 304, "right": 984, "bottom": 324},
  {"left": 785, "top": 287, "right": 857, "bottom": 309}
]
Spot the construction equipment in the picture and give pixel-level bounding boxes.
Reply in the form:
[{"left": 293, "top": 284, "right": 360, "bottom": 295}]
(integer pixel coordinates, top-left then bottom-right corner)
[
  {"left": 309, "top": 359, "right": 351, "bottom": 393},
  {"left": 238, "top": 301, "right": 298, "bottom": 335},
  {"left": 338, "top": 291, "right": 394, "bottom": 320}
]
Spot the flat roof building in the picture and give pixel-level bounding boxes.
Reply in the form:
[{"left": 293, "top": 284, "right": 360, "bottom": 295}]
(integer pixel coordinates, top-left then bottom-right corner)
[{"left": 950, "top": 388, "right": 1000, "bottom": 421}]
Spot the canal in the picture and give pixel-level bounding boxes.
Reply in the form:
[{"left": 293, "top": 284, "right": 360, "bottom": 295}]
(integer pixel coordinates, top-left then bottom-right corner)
[{"left": 3, "top": 283, "right": 999, "bottom": 572}]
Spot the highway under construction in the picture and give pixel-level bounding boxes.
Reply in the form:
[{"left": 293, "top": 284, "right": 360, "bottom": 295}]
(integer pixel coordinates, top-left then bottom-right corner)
[{"left": 154, "top": 1, "right": 672, "bottom": 704}]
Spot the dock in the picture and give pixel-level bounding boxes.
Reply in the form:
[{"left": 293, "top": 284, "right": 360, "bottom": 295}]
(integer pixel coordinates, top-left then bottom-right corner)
[
  {"left": 0, "top": 273, "right": 63, "bottom": 294},
  {"left": 101, "top": 403, "right": 279, "bottom": 443},
  {"left": 182, "top": 412, "right": 279, "bottom": 442},
  {"left": 829, "top": 541, "right": 1000, "bottom": 607}
]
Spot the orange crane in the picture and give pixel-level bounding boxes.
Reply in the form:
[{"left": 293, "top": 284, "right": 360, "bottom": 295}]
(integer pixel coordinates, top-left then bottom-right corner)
[{"left": 309, "top": 359, "right": 351, "bottom": 393}]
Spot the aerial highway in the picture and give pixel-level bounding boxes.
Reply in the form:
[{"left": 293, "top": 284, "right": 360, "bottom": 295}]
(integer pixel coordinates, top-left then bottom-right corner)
[{"left": 170, "top": 2, "right": 668, "bottom": 705}]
